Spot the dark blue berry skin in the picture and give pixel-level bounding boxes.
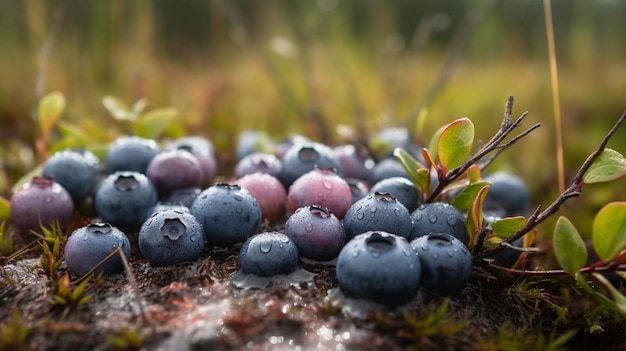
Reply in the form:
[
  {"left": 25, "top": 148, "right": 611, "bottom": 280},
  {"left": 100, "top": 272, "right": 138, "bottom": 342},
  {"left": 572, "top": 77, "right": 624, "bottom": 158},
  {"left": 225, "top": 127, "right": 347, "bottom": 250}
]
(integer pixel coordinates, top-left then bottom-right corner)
[
  {"left": 285, "top": 205, "right": 345, "bottom": 261},
  {"left": 234, "top": 152, "right": 283, "bottom": 179},
  {"left": 410, "top": 232, "right": 472, "bottom": 295},
  {"left": 332, "top": 144, "right": 373, "bottom": 181},
  {"left": 190, "top": 184, "right": 262, "bottom": 247},
  {"left": 105, "top": 136, "right": 160, "bottom": 174},
  {"left": 369, "top": 157, "right": 410, "bottom": 186},
  {"left": 10, "top": 177, "right": 74, "bottom": 231},
  {"left": 165, "top": 136, "right": 217, "bottom": 185},
  {"left": 370, "top": 177, "right": 420, "bottom": 213},
  {"left": 410, "top": 202, "right": 468, "bottom": 245},
  {"left": 343, "top": 193, "right": 413, "bottom": 241},
  {"left": 279, "top": 142, "right": 343, "bottom": 188},
  {"left": 483, "top": 172, "right": 531, "bottom": 216},
  {"left": 94, "top": 171, "right": 159, "bottom": 231},
  {"left": 138, "top": 209, "right": 205, "bottom": 267},
  {"left": 146, "top": 149, "right": 204, "bottom": 197},
  {"left": 336, "top": 231, "right": 421, "bottom": 306},
  {"left": 163, "top": 187, "right": 202, "bottom": 208},
  {"left": 42, "top": 149, "right": 102, "bottom": 205},
  {"left": 64, "top": 223, "right": 131, "bottom": 276},
  {"left": 238, "top": 232, "right": 299, "bottom": 276},
  {"left": 347, "top": 178, "right": 370, "bottom": 204}
]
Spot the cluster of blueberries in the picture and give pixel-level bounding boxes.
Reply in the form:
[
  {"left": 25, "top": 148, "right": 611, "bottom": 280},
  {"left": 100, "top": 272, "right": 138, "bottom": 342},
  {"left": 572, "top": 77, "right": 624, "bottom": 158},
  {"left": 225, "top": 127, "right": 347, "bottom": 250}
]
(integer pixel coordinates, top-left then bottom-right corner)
[{"left": 9, "top": 128, "right": 531, "bottom": 306}]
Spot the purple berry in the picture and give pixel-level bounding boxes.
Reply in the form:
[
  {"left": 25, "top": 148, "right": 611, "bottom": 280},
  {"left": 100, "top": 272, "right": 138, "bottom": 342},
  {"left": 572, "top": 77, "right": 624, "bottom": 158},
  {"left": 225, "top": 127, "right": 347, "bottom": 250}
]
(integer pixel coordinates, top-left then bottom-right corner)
[
  {"left": 236, "top": 173, "right": 287, "bottom": 221},
  {"left": 287, "top": 167, "right": 352, "bottom": 219},
  {"left": 10, "top": 176, "right": 74, "bottom": 231},
  {"left": 64, "top": 223, "right": 131, "bottom": 276},
  {"left": 280, "top": 142, "right": 343, "bottom": 187},
  {"left": 285, "top": 205, "right": 345, "bottom": 261},
  {"left": 234, "top": 152, "right": 283, "bottom": 179},
  {"left": 165, "top": 136, "right": 217, "bottom": 185},
  {"left": 146, "top": 149, "right": 204, "bottom": 197},
  {"left": 332, "top": 144, "right": 373, "bottom": 181}
]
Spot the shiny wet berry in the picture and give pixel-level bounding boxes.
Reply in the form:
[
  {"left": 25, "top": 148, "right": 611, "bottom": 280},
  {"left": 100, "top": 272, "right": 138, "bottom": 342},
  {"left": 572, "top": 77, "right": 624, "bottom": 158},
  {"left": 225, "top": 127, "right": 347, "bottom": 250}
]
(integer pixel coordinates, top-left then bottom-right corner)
[
  {"left": 146, "top": 149, "right": 204, "bottom": 197},
  {"left": 238, "top": 232, "right": 299, "bottom": 276},
  {"left": 105, "top": 135, "right": 160, "bottom": 174},
  {"left": 42, "top": 149, "right": 102, "bottom": 205},
  {"left": 64, "top": 223, "right": 131, "bottom": 276},
  {"left": 280, "top": 141, "right": 343, "bottom": 188},
  {"left": 235, "top": 172, "right": 287, "bottom": 221},
  {"left": 285, "top": 205, "right": 345, "bottom": 261},
  {"left": 10, "top": 176, "right": 74, "bottom": 231},
  {"left": 287, "top": 167, "right": 352, "bottom": 219},
  {"left": 343, "top": 192, "right": 412, "bottom": 241},
  {"left": 410, "top": 202, "right": 468, "bottom": 245}
]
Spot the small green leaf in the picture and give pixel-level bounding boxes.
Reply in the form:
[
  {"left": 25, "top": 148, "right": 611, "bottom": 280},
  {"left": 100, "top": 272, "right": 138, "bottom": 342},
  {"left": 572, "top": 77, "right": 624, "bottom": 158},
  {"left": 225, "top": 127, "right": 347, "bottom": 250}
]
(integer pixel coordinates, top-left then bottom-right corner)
[
  {"left": 427, "top": 125, "right": 445, "bottom": 165},
  {"left": 58, "top": 121, "right": 90, "bottom": 147},
  {"left": 592, "top": 273, "right": 626, "bottom": 316},
  {"left": 553, "top": 216, "right": 587, "bottom": 275},
  {"left": 102, "top": 96, "right": 135, "bottom": 122},
  {"left": 584, "top": 148, "right": 626, "bottom": 184},
  {"left": 449, "top": 181, "right": 490, "bottom": 212},
  {"left": 592, "top": 201, "right": 626, "bottom": 261},
  {"left": 466, "top": 164, "right": 481, "bottom": 183},
  {"left": 133, "top": 107, "right": 177, "bottom": 139},
  {"left": 38, "top": 91, "right": 66, "bottom": 136},
  {"left": 131, "top": 98, "right": 148, "bottom": 116},
  {"left": 437, "top": 118, "right": 474, "bottom": 170},
  {"left": 467, "top": 184, "right": 489, "bottom": 248},
  {"left": 491, "top": 216, "right": 526, "bottom": 239},
  {"left": 0, "top": 196, "right": 10, "bottom": 220},
  {"left": 394, "top": 147, "right": 427, "bottom": 190}
]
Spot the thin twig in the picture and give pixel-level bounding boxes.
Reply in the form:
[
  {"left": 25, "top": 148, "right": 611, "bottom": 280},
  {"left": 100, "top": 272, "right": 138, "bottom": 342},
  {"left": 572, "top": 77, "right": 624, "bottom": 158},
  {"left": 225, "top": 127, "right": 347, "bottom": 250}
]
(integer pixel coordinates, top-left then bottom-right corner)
[{"left": 486, "top": 261, "right": 626, "bottom": 277}]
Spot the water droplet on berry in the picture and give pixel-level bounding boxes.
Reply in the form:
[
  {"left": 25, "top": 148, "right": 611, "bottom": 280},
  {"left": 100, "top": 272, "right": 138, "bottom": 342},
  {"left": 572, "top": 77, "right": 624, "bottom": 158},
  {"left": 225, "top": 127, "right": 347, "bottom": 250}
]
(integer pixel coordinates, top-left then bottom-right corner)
[
  {"left": 260, "top": 241, "right": 272, "bottom": 253},
  {"left": 278, "top": 235, "right": 290, "bottom": 243},
  {"left": 305, "top": 223, "right": 313, "bottom": 232},
  {"left": 420, "top": 243, "right": 429, "bottom": 251},
  {"left": 44, "top": 196, "right": 53, "bottom": 203},
  {"left": 369, "top": 206, "right": 377, "bottom": 213},
  {"left": 235, "top": 206, "right": 243, "bottom": 214},
  {"left": 190, "top": 235, "right": 198, "bottom": 242},
  {"left": 446, "top": 216, "right": 457, "bottom": 226},
  {"left": 428, "top": 215, "right": 438, "bottom": 224},
  {"left": 357, "top": 212, "right": 365, "bottom": 220},
  {"left": 234, "top": 194, "right": 243, "bottom": 201},
  {"left": 352, "top": 250, "right": 360, "bottom": 258},
  {"left": 433, "top": 253, "right": 439, "bottom": 259},
  {"left": 322, "top": 180, "right": 333, "bottom": 190},
  {"left": 414, "top": 213, "right": 423, "bottom": 221},
  {"left": 447, "top": 249, "right": 455, "bottom": 257},
  {"left": 394, "top": 208, "right": 400, "bottom": 216}
]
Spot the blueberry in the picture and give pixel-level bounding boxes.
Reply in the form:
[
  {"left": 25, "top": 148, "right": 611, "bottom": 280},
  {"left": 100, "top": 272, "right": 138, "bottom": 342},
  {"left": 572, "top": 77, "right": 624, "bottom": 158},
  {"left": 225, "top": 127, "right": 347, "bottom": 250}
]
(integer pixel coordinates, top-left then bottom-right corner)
[
  {"left": 236, "top": 173, "right": 287, "bottom": 221},
  {"left": 284, "top": 205, "right": 345, "bottom": 261},
  {"left": 94, "top": 171, "right": 159, "bottom": 231},
  {"left": 138, "top": 209, "right": 205, "bottom": 266},
  {"left": 190, "top": 184, "right": 261, "bottom": 246},
  {"left": 10, "top": 176, "right": 74, "bottom": 231},
  {"left": 238, "top": 232, "right": 299, "bottom": 276},
  {"left": 236, "top": 130, "right": 274, "bottom": 160},
  {"left": 280, "top": 142, "right": 343, "bottom": 188},
  {"left": 234, "top": 152, "right": 283, "bottom": 179},
  {"left": 410, "top": 202, "right": 468, "bottom": 245},
  {"left": 105, "top": 135, "right": 160, "bottom": 174},
  {"left": 336, "top": 231, "right": 421, "bottom": 306},
  {"left": 146, "top": 149, "right": 204, "bottom": 197},
  {"left": 343, "top": 192, "right": 413, "bottom": 241},
  {"left": 332, "top": 144, "right": 373, "bottom": 181},
  {"left": 42, "top": 149, "right": 102, "bottom": 205},
  {"left": 369, "top": 157, "right": 410, "bottom": 186},
  {"left": 370, "top": 177, "right": 420, "bottom": 213},
  {"left": 483, "top": 171, "right": 531, "bottom": 216},
  {"left": 64, "top": 223, "right": 131, "bottom": 276},
  {"left": 287, "top": 167, "right": 352, "bottom": 219},
  {"left": 143, "top": 202, "right": 191, "bottom": 223},
  {"left": 410, "top": 232, "right": 472, "bottom": 295},
  {"left": 165, "top": 136, "right": 217, "bottom": 185},
  {"left": 162, "top": 187, "right": 202, "bottom": 208},
  {"left": 347, "top": 178, "right": 370, "bottom": 204}
]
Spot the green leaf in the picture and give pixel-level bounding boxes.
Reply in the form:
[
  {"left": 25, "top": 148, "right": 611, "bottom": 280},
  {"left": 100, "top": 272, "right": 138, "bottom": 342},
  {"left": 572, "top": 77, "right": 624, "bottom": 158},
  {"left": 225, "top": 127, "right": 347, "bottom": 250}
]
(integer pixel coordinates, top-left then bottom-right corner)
[
  {"left": 131, "top": 98, "right": 148, "bottom": 116},
  {"left": 577, "top": 273, "right": 626, "bottom": 317},
  {"left": 58, "top": 121, "right": 90, "bottom": 147},
  {"left": 592, "top": 273, "right": 626, "bottom": 316},
  {"left": 584, "top": 148, "right": 626, "bottom": 184},
  {"left": 466, "top": 164, "right": 481, "bottom": 183},
  {"left": 449, "top": 181, "right": 490, "bottom": 212},
  {"left": 394, "top": 147, "right": 427, "bottom": 187},
  {"left": 592, "top": 201, "right": 626, "bottom": 261},
  {"left": 133, "top": 107, "right": 177, "bottom": 139},
  {"left": 437, "top": 118, "right": 474, "bottom": 170},
  {"left": 553, "top": 216, "right": 587, "bottom": 275},
  {"left": 38, "top": 91, "right": 66, "bottom": 136},
  {"left": 102, "top": 96, "right": 135, "bottom": 122},
  {"left": 427, "top": 125, "right": 445, "bottom": 165},
  {"left": 467, "top": 184, "right": 489, "bottom": 248},
  {"left": 0, "top": 196, "right": 10, "bottom": 220},
  {"left": 491, "top": 216, "right": 526, "bottom": 239}
]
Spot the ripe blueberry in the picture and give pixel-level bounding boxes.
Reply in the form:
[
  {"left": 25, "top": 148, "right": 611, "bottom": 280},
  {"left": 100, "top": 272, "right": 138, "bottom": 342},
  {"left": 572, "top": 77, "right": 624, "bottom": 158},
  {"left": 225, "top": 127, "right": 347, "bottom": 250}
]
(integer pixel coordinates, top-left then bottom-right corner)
[
  {"left": 162, "top": 187, "right": 202, "bottom": 208},
  {"left": 287, "top": 167, "right": 352, "bottom": 219},
  {"left": 332, "top": 144, "right": 373, "bottom": 181},
  {"left": 105, "top": 135, "right": 160, "bottom": 174},
  {"left": 410, "top": 202, "right": 469, "bottom": 245},
  {"left": 64, "top": 223, "right": 131, "bottom": 276},
  {"left": 234, "top": 152, "right": 283, "bottom": 179},
  {"left": 369, "top": 157, "right": 410, "bottom": 186},
  {"left": 10, "top": 176, "right": 74, "bottom": 231},
  {"left": 235, "top": 172, "right": 287, "bottom": 221},
  {"left": 280, "top": 142, "right": 343, "bottom": 187},
  {"left": 238, "top": 232, "right": 299, "bottom": 276},
  {"left": 146, "top": 149, "right": 204, "bottom": 197},
  {"left": 336, "top": 231, "right": 421, "bottom": 306},
  {"left": 370, "top": 176, "right": 420, "bottom": 213},
  {"left": 138, "top": 209, "right": 205, "bottom": 267},
  {"left": 42, "top": 149, "right": 102, "bottom": 205},
  {"left": 410, "top": 232, "right": 472, "bottom": 295},
  {"left": 284, "top": 205, "right": 345, "bottom": 261},
  {"left": 190, "top": 184, "right": 261, "bottom": 246},
  {"left": 483, "top": 171, "right": 531, "bottom": 216},
  {"left": 343, "top": 192, "right": 412, "bottom": 241},
  {"left": 165, "top": 135, "right": 217, "bottom": 185},
  {"left": 94, "top": 171, "right": 159, "bottom": 231}
]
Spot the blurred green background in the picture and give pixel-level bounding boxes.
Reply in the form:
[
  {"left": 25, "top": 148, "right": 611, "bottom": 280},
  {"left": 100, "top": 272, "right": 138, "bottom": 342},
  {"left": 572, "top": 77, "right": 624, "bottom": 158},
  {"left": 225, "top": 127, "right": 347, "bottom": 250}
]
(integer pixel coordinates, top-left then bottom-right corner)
[{"left": 1, "top": 0, "right": 625, "bottom": 234}]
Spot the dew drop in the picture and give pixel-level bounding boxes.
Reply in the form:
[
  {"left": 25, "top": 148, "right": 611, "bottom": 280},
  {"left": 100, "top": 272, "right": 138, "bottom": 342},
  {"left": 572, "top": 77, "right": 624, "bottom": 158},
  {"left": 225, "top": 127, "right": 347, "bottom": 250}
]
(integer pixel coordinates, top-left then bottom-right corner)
[
  {"left": 428, "top": 215, "right": 438, "bottom": 224},
  {"left": 235, "top": 206, "right": 243, "bottom": 214},
  {"left": 369, "top": 207, "right": 377, "bottom": 213},
  {"left": 352, "top": 250, "right": 360, "bottom": 258},
  {"left": 446, "top": 216, "right": 457, "bottom": 226},
  {"left": 305, "top": 223, "right": 313, "bottom": 232},
  {"left": 357, "top": 212, "right": 365, "bottom": 220},
  {"left": 44, "top": 196, "right": 53, "bottom": 204},
  {"left": 234, "top": 194, "right": 243, "bottom": 202},
  {"left": 420, "top": 243, "right": 429, "bottom": 251},
  {"left": 433, "top": 253, "right": 439, "bottom": 260},
  {"left": 414, "top": 213, "right": 423, "bottom": 221},
  {"left": 322, "top": 180, "right": 333, "bottom": 190},
  {"left": 190, "top": 235, "right": 198, "bottom": 242},
  {"left": 371, "top": 252, "right": 380, "bottom": 258},
  {"left": 260, "top": 241, "right": 272, "bottom": 253},
  {"left": 278, "top": 235, "right": 290, "bottom": 243},
  {"left": 394, "top": 208, "right": 400, "bottom": 216},
  {"left": 447, "top": 249, "right": 455, "bottom": 257}
]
